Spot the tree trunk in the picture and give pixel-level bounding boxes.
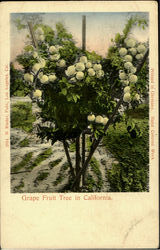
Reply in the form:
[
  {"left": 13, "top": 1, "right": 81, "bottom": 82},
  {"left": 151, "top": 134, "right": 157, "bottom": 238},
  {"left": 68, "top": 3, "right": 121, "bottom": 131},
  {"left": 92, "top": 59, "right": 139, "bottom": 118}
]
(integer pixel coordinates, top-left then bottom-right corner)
[
  {"left": 82, "top": 133, "right": 86, "bottom": 185},
  {"left": 27, "top": 22, "right": 38, "bottom": 49},
  {"left": 82, "top": 16, "right": 86, "bottom": 51},
  {"left": 63, "top": 140, "right": 75, "bottom": 179},
  {"left": 74, "top": 136, "right": 81, "bottom": 191}
]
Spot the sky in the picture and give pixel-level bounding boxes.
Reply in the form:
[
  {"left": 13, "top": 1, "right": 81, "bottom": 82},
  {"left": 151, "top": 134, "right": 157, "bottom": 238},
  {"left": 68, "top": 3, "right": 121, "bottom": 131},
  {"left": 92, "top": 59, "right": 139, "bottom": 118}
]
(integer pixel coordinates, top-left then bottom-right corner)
[{"left": 10, "top": 12, "right": 149, "bottom": 63}]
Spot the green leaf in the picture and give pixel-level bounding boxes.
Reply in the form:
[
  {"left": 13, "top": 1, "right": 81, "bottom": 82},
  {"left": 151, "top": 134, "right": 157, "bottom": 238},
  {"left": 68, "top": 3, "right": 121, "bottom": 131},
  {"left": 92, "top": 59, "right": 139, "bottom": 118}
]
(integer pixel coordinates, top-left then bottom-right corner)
[
  {"left": 86, "top": 76, "right": 91, "bottom": 84},
  {"left": 76, "top": 95, "right": 80, "bottom": 99},
  {"left": 62, "top": 77, "right": 67, "bottom": 83},
  {"left": 66, "top": 82, "right": 73, "bottom": 89},
  {"left": 61, "top": 88, "right": 67, "bottom": 96},
  {"left": 67, "top": 95, "right": 72, "bottom": 102},
  {"left": 115, "top": 33, "right": 121, "bottom": 43},
  {"left": 72, "top": 94, "right": 77, "bottom": 103}
]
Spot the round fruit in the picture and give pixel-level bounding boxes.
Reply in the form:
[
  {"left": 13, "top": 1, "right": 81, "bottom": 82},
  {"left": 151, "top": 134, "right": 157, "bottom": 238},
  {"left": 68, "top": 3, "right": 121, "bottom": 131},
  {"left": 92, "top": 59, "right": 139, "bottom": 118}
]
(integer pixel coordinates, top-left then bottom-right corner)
[
  {"left": 124, "top": 55, "right": 133, "bottom": 62},
  {"left": 86, "top": 62, "right": 92, "bottom": 68},
  {"left": 87, "top": 114, "right": 95, "bottom": 122},
  {"left": 76, "top": 71, "right": 84, "bottom": 80},
  {"left": 123, "top": 92, "right": 131, "bottom": 103},
  {"left": 33, "top": 89, "right": 42, "bottom": 98},
  {"left": 95, "top": 115, "right": 104, "bottom": 124},
  {"left": 129, "top": 74, "right": 138, "bottom": 84},
  {"left": 93, "top": 64, "right": 102, "bottom": 71},
  {"left": 80, "top": 56, "right": 88, "bottom": 64},
  {"left": 48, "top": 74, "right": 57, "bottom": 82},
  {"left": 65, "top": 65, "right": 76, "bottom": 76},
  {"left": 133, "top": 93, "right": 140, "bottom": 101},
  {"left": 49, "top": 46, "right": 58, "bottom": 54},
  {"left": 129, "top": 66, "right": 136, "bottom": 74},
  {"left": 33, "top": 51, "right": 38, "bottom": 58},
  {"left": 96, "top": 70, "right": 104, "bottom": 78},
  {"left": 129, "top": 48, "right": 137, "bottom": 56},
  {"left": 50, "top": 54, "right": 60, "bottom": 61},
  {"left": 124, "top": 86, "right": 130, "bottom": 93},
  {"left": 40, "top": 75, "right": 48, "bottom": 84},
  {"left": 32, "top": 63, "right": 41, "bottom": 73},
  {"left": 124, "top": 62, "right": 133, "bottom": 70},
  {"left": 137, "top": 44, "right": 146, "bottom": 53},
  {"left": 125, "top": 38, "right": 136, "bottom": 48},
  {"left": 119, "top": 48, "right": 127, "bottom": 57},
  {"left": 136, "top": 54, "right": 143, "bottom": 60},
  {"left": 119, "top": 72, "right": 126, "bottom": 80},
  {"left": 88, "top": 68, "right": 95, "bottom": 77},
  {"left": 103, "top": 117, "right": 109, "bottom": 125},
  {"left": 76, "top": 62, "right": 85, "bottom": 71},
  {"left": 58, "top": 59, "right": 66, "bottom": 67},
  {"left": 24, "top": 73, "right": 33, "bottom": 83},
  {"left": 122, "top": 80, "right": 129, "bottom": 86},
  {"left": 70, "top": 77, "right": 76, "bottom": 83}
]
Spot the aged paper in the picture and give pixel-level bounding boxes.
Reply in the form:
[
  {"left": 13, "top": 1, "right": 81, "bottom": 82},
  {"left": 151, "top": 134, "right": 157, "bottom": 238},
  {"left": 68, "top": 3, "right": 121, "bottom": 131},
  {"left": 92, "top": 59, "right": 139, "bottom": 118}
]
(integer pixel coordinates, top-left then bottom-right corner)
[{"left": 0, "top": 1, "right": 159, "bottom": 248}]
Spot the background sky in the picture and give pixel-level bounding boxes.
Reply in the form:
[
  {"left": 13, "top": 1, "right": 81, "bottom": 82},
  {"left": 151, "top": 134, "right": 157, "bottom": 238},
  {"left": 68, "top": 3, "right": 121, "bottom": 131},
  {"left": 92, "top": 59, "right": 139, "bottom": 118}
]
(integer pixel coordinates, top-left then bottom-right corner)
[{"left": 10, "top": 12, "right": 149, "bottom": 64}]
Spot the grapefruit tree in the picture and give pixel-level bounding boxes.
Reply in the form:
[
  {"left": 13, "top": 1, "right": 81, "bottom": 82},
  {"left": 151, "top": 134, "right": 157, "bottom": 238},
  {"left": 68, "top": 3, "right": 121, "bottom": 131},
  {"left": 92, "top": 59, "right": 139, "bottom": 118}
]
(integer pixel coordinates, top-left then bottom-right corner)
[{"left": 14, "top": 15, "right": 149, "bottom": 191}]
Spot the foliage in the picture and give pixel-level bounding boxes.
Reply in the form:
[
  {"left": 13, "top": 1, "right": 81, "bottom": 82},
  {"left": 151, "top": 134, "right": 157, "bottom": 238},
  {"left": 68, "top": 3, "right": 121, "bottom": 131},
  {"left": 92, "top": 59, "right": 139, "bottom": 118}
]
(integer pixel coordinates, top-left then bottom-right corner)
[
  {"left": 11, "top": 102, "right": 36, "bottom": 132},
  {"left": 85, "top": 50, "right": 102, "bottom": 61},
  {"left": 49, "top": 158, "right": 63, "bottom": 169},
  {"left": 90, "top": 157, "right": 103, "bottom": 190},
  {"left": 28, "top": 148, "right": 52, "bottom": 170},
  {"left": 126, "top": 103, "right": 149, "bottom": 119},
  {"left": 34, "top": 171, "right": 49, "bottom": 186},
  {"left": 103, "top": 105, "right": 149, "bottom": 192},
  {"left": 109, "top": 15, "right": 148, "bottom": 48},
  {"left": 10, "top": 63, "right": 32, "bottom": 96},
  {"left": 53, "top": 162, "right": 69, "bottom": 186},
  {"left": 13, "top": 13, "right": 43, "bottom": 30},
  {"left": 14, "top": 180, "right": 25, "bottom": 192},
  {"left": 19, "top": 138, "right": 30, "bottom": 147},
  {"left": 81, "top": 157, "right": 103, "bottom": 192},
  {"left": 85, "top": 174, "right": 97, "bottom": 192},
  {"left": 11, "top": 152, "right": 33, "bottom": 173},
  {"left": 69, "top": 141, "right": 76, "bottom": 152}
]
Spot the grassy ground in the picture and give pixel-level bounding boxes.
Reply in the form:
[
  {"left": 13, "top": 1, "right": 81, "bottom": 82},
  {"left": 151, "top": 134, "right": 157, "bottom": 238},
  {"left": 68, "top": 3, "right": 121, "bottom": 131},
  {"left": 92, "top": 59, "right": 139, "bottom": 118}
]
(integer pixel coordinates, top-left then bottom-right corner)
[
  {"left": 11, "top": 102, "right": 36, "bottom": 133},
  {"left": 28, "top": 148, "right": 53, "bottom": 170},
  {"left": 11, "top": 152, "right": 33, "bottom": 173},
  {"left": 103, "top": 104, "right": 149, "bottom": 192}
]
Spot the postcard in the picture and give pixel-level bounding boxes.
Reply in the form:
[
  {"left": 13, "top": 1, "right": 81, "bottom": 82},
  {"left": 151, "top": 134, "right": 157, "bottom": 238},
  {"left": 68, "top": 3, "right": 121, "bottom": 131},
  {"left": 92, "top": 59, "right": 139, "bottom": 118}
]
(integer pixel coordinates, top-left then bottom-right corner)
[{"left": 0, "top": 1, "right": 159, "bottom": 248}]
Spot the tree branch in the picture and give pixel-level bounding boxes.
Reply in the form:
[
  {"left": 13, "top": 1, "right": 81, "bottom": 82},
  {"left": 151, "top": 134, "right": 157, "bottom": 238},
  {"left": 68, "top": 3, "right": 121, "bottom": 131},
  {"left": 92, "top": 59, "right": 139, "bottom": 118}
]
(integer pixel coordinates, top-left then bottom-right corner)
[
  {"left": 75, "top": 136, "right": 81, "bottom": 175},
  {"left": 63, "top": 140, "right": 75, "bottom": 179},
  {"left": 28, "top": 22, "right": 38, "bottom": 49},
  {"left": 82, "top": 133, "right": 86, "bottom": 185}
]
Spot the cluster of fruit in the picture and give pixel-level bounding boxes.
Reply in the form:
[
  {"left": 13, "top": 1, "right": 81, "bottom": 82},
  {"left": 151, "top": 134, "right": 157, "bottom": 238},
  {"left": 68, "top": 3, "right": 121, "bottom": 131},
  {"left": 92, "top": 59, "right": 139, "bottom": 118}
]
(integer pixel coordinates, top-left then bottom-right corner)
[
  {"left": 48, "top": 45, "right": 66, "bottom": 67},
  {"left": 23, "top": 52, "right": 46, "bottom": 83},
  {"left": 119, "top": 38, "right": 146, "bottom": 103},
  {"left": 65, "top": 56, "right": 104, "bottom": 82},
  {"left": 87, "top": 114, "right": 109, "bottom": 126}
]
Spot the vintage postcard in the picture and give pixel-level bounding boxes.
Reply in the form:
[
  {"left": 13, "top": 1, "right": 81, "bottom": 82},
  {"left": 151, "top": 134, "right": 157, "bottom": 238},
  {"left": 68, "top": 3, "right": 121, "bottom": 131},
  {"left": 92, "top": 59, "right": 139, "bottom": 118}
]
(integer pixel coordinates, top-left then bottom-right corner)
[{"left": 0, "top": 1, "right": 159, "bottom": 248}]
